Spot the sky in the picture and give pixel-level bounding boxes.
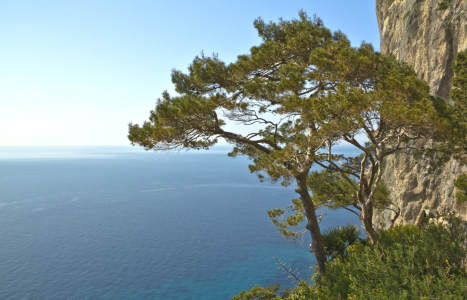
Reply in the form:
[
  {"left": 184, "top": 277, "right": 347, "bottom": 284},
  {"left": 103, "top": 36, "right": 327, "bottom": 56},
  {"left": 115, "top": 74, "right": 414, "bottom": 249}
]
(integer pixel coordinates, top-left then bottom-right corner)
[{"left": 0, "top": 0, "right": 380, "bottom": 146}]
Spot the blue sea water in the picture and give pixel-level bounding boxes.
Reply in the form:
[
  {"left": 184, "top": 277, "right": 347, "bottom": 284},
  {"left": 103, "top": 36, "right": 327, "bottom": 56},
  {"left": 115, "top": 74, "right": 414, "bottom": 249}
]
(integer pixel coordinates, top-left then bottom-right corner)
[{"left": 0, "top": 146, "right": 360, "bottom": 300}]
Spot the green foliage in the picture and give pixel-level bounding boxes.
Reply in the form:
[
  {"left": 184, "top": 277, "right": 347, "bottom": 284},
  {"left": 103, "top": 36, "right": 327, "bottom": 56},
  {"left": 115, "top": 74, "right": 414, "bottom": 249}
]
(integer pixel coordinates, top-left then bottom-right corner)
[
  {"left": 308, "top": 170, "right": 356, "bottom": 209},
  {"left": 427, "top": 50, "right": 467, "bottom": 166},
  {"left": 267, "top": 199, "right": 307, "bottom": 242},
  {"left": 230, "top": 283, "right": 290, "bottom": 300},
  {"left": 307, "top": 169, "right": 390, "bottom": 211},
  {"left": 403, "top": 11, "right": 411, "bottom": 19},
  {"left": 372, "top": 180, "right": 391, "bottom": 208},
  {"left": 286, "top": 217, "right": 467, "bottom": 299},
  {"left": 129, "top": 11, "right": 440, "bottom": 187},
  {"left": 128, "top": 89, "right": 224, "bottom": 151},
  {"left": 454, "top": 174, "right": 467, "bottom": 205},
  {"left": 129, "top": 10, "right": 447, "bottom": 269},
  {"left": 437, "top": 0, "right": 452, "bottom": 10},
  {"left": 448, "top": 50, "right": 467, "bottom": 163},
  {"left": 322, "top": 224, "right": 362, "bottom": 260},
  {"left": 452, "top": 50, "right": 467, "bottom": 117}
]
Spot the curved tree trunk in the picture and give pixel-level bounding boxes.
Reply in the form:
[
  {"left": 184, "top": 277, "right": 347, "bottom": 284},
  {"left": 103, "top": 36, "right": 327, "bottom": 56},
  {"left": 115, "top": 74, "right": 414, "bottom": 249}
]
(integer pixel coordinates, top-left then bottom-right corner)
[{"left": 295, "top": 172, "right": 327, "bottom": 274}]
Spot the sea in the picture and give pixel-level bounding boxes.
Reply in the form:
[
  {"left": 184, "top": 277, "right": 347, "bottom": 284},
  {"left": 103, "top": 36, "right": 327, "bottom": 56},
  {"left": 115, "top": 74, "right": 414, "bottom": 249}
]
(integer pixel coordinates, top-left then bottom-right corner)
[{"left": 0, "top": 146, "right": 361, "bottom": 300}]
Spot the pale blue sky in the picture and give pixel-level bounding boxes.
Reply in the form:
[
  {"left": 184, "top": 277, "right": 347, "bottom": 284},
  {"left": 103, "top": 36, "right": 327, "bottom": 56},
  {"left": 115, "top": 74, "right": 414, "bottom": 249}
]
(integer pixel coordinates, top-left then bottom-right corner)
[{"left": 0, "top": 1, "right": 380, "bottom": 146}]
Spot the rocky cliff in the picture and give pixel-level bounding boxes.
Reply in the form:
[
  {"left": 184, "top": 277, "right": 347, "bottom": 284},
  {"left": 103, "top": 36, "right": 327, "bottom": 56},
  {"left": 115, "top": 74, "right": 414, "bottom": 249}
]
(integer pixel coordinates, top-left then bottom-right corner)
[{"left": 375, "top": 0, "right": 467, "bottom": 227}]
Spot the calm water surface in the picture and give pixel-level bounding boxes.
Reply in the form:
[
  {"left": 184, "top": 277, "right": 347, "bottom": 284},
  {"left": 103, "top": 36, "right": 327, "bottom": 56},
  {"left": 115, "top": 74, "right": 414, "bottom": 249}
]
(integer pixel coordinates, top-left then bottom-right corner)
[{"left": 0, "top": 146, "right": 360, "bottom": 299}]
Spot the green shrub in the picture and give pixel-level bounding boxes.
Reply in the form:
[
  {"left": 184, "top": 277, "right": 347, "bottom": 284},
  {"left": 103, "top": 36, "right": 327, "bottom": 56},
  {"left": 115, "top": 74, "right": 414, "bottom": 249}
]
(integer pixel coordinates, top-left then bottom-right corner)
[
  {"left": 231, "top": 283, "right": 290, "bottom": 300},
  {"left": 437, "top": 0, "right": 452, "bottom": 10},
  {"left": 322, "top": 224, "right": 362, "bottom": 260},
  {"left": 287, "top": 217, "right": 467, "bottom": 299},
  {"left": 454, "top": 174, "right": 467, "bottom": 205}
]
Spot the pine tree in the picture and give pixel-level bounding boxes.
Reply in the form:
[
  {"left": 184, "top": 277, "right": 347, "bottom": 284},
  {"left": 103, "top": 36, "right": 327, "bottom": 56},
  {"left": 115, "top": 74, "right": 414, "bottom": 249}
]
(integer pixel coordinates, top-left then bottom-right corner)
[{"left": 128, "top": 11, "right": 443, "bottom": 273}]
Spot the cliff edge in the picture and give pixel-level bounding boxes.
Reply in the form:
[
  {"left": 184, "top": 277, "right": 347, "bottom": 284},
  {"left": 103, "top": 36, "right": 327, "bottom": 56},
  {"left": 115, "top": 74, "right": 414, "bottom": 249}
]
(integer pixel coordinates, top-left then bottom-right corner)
[{"left": 375, "top": 0, "right": 467, "bottom": 227}]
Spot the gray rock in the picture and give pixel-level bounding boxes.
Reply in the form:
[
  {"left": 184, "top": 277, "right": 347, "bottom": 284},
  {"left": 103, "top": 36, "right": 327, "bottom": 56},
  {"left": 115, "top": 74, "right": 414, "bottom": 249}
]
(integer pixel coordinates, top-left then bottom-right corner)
[{"left": 375, "top": 0, "right": 467, "bottom": 228}]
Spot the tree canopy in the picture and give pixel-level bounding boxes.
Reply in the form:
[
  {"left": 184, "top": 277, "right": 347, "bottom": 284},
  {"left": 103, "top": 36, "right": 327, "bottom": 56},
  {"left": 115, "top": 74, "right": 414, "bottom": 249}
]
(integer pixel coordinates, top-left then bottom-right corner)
[{"left": 129, "top": 11, "right": 444, "bottom": 273}]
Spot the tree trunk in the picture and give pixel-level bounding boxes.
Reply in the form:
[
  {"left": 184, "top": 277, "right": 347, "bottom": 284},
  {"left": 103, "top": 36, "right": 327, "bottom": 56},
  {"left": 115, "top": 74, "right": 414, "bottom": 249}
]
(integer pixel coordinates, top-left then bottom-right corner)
[
  {"left": 295, "top": 172, "right": 327, "bottom": 274},
  {"left": 360, "top": 201, "right": 378, "bottom": 245}
]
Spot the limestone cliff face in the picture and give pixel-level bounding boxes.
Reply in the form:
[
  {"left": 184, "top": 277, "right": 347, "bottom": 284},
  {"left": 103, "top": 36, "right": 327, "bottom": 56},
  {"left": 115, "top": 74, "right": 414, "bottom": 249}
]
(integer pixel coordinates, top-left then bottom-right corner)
[{"left": 375, "top": 0, "right": 467, "bottom": 227}]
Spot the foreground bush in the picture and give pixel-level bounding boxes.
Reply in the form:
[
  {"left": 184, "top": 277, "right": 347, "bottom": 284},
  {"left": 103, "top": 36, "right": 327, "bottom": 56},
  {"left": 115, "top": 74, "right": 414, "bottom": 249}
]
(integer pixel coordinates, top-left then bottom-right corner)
[
  {"left": 230, "top": 283, "right": 285, "bottom": 300},
  {"left": 233, "top": 217, "right": 467, "bottom": 299},
  {"left": 288, "top": 217, "right": 467, "bottom": 299},
  {"left": 321, "top": 224, "right": 362, "bottom": 260}
]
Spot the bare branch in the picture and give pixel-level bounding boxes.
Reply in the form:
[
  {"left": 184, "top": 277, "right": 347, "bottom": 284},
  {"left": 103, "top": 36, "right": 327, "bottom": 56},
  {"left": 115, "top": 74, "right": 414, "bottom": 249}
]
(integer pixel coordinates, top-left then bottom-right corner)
[
  {"left": 273, "top": 258, "right": 301, "bottom": 282},
  {"left": 341, "top": 206, "right": 361, "bottom": 216}
]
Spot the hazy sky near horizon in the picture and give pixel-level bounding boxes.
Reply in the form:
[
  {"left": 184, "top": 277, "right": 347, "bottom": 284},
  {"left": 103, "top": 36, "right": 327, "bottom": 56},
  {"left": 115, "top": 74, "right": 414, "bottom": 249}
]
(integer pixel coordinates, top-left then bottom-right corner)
[{"left": 1, "top": 1, "right": 380, "bottom": 146}]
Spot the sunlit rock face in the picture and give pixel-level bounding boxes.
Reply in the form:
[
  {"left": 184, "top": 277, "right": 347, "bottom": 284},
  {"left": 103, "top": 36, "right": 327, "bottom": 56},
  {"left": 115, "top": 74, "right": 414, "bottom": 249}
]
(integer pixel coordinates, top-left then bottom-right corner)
[{"left": 375, "top": 0, "right": 467, "bottom": 228}]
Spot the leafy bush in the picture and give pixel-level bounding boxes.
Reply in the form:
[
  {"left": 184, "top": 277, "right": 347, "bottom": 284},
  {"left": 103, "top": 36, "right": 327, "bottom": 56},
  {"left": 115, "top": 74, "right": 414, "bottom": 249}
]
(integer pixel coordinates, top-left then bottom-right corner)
[
  {"left": 322, "top": 224, "right": 362, "bottom": 260},
  {"left": 231, "top": 283, "right": 290, "bottom": 300},
  {"left": 437, "top": 1, "right": 452, "bottom": 10},
  {"left": 454, "top": 174, "right": 467, "bottom": 205},
  {"left": 287, "top": 217, "right": 467, "bottom": 299}
]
